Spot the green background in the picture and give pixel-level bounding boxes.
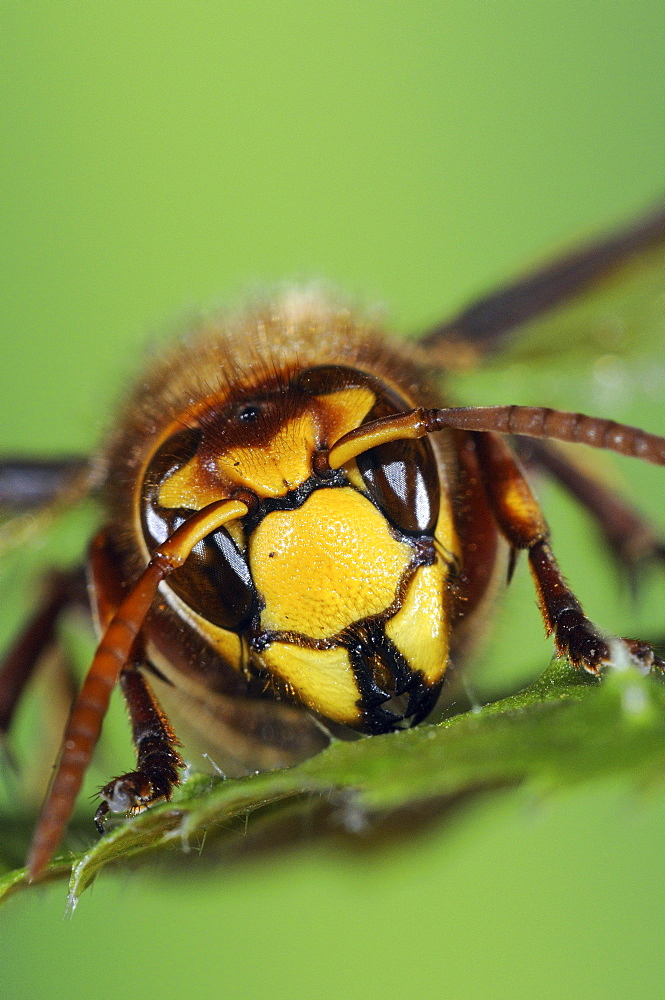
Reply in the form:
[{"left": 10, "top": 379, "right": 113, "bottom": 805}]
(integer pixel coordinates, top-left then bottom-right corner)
[{"left": 1, "top": 3, "right": 664, "bottom": 998}]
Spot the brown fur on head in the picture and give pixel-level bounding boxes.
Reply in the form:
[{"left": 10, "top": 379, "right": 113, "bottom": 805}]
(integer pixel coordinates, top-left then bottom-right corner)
[{"left": 102, "top": 289, "right": 448, "bottom": 562}]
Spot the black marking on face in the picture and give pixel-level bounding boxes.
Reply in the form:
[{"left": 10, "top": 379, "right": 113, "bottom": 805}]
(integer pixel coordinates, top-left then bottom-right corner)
[{"left": 346, "top": 624, "right": 442, "bottom": 734}]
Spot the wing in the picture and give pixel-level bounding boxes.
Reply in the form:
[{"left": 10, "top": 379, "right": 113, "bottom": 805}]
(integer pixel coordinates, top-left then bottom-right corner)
[
  {"left": 440, "top": 209, "right": 665, "bottom": 419},
  {"left": 418, "top": 201, "right": 665, "bottom": 369}
]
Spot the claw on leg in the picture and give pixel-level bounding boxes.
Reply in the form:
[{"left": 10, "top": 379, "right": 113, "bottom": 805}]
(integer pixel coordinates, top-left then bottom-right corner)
[
  {"left": 94, "top": 666, "right": 184, "bottom": 834},
  {"left": 94, "top": 756, "right": 182, "bottom": 833},
  {"left": 529, "top": 540, "right": 663, "bottom": 676}
]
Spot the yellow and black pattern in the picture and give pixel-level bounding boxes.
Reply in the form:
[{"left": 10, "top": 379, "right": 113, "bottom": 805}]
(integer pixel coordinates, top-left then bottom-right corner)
[{"left": 136, "top": 356, "right": 457, "bottom": 733}]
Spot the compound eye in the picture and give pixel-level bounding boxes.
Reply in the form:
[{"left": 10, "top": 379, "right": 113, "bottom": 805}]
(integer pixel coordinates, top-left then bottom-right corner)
[
  {"left": 296, "top": 370, "right": 442, "bottom": 536},
  {"left": 357, "top": 436, "right": 441, "bottom": 536},
  {"left": 149, "top": 510, "right": 256, "bottom": 630},
  {"left": 141, "top": 429, "right": 258, "bottom": 631},
  {"left": 293, "top": 365, "right": 366, "bottom": 394}
]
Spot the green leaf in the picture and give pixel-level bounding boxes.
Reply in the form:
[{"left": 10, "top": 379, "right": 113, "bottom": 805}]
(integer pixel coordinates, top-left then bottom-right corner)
[{"left": 2, "top": 657, "right": 664, "bottom": 910}]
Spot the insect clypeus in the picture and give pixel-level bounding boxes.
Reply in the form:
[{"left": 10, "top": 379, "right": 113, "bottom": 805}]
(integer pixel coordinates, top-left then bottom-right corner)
[{"left": 1, "top": 202, "right": 664, "bottom": 881}]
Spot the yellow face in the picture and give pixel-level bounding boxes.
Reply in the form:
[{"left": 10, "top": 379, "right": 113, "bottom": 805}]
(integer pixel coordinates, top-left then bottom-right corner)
[{"left": 140, "top": 365, "right": 458, "bottom": 733}]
